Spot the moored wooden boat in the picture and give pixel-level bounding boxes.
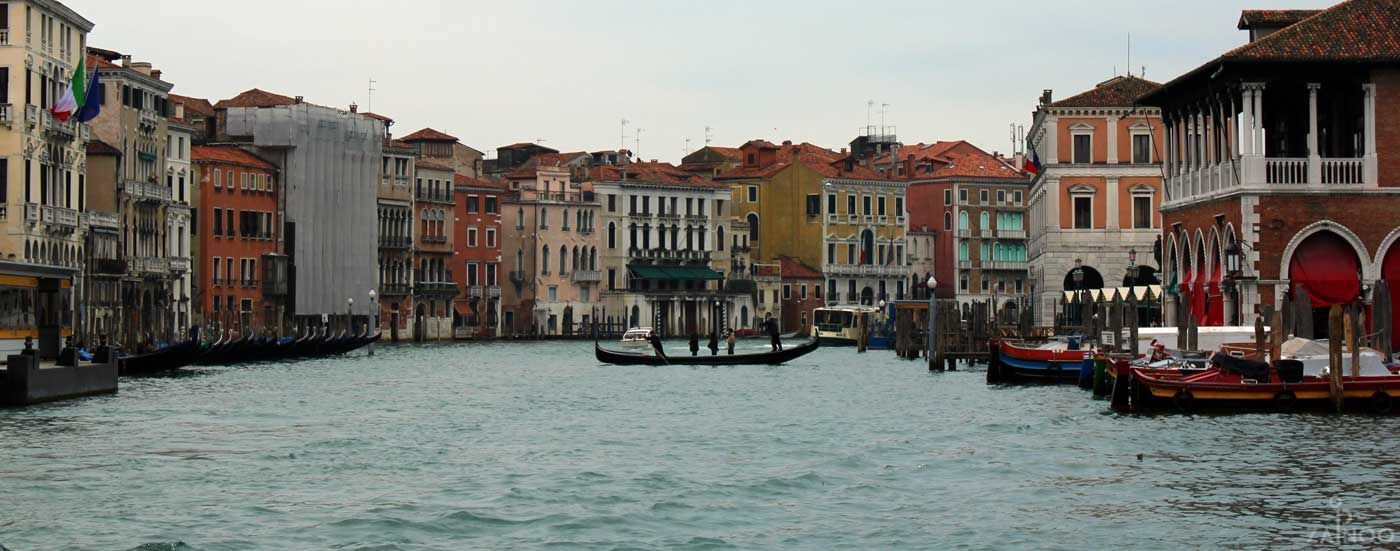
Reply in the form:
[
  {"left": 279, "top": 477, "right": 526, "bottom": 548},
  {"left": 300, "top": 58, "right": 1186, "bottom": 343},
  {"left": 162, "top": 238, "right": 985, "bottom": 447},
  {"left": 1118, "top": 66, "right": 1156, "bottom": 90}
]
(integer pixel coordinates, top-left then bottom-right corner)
[
  {"left": 1113, "top": 351, "right": 1400, "bottom": 414},
  {"left": 118, "top": 340, "right": 203, "bottom": 376},
  {"left": 596, "top": 338, "right": 820, "bottom": 366},
  {"left": 987, "top": 338, "right": 1093, "bottom": 383}
]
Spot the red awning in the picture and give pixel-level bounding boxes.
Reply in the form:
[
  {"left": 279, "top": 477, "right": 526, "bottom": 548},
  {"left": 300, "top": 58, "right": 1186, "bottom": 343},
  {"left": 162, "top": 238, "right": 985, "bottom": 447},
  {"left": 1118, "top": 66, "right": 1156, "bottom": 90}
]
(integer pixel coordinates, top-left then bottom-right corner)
[
  {"left": 1289, "top": 232, "right": 1360, "bottom": 309},
  {"left": 1384, "top": 248, "right": 1400, "bottom": 349}
]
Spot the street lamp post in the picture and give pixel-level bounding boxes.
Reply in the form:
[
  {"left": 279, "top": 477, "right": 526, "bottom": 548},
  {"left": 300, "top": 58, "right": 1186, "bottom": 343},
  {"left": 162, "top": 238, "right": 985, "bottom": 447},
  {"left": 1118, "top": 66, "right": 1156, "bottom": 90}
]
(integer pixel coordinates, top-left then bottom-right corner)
[
  {"left": 368, "top": 289, "right": 378, "bottom": 356},
  {"left": 1224, "top": 238, "right": 1242, "bottom": 326},
  {"left": 347, "top": 297, "right": 354, "bottom": 335},
  {"left": 1073, "top": 258, "right": 1085, "bottom": 331},
  {"left": 926, "top": 275, "right": 938, "bottom": 371}
]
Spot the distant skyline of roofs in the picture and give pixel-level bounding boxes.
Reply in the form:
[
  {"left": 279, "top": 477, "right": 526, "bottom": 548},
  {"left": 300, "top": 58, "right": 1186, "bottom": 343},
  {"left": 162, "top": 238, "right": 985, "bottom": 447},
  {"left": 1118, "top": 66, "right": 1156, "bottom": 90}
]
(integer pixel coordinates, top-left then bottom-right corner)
[{"left": 71, "top": 0, "right": 1337, "bottom": 162}]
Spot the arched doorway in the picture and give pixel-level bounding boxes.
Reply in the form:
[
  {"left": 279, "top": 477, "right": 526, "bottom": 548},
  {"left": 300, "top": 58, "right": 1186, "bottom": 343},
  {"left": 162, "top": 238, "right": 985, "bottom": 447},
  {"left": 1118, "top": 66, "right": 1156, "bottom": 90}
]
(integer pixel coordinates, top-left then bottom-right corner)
[
  {"left": 630, "top": 305, "right": 640, "bottom": 329},
  {"left": 1289, "top": 230, "right": 1362, "bottom": 338},
  {"left": 1062, "top": 265, "right": 1103, "bottom": 326},
  {"left": 563, "top": 306, "right": 574, "bottom": 336},
  {"left": 860, "top": 286, "right": 874, "bottom": 305},
  {"left": 740, "top": 305, "right": 749, "bottom": 328}
]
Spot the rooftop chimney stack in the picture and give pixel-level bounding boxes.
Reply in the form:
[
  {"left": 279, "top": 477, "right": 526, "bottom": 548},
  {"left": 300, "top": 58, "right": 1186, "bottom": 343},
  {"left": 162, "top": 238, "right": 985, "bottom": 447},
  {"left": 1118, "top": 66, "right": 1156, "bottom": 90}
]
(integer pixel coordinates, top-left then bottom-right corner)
[
  {"left": 121, "top": 55, "right": 132, "bottom": 68},
  {"left": 1040, "top": 89, "right": 1053, "bottom": 106},
  {"left": 294, "top": 96, "right": 304, "bottom": 104},
  {"left": 349, "top": 103, "right": 358, "bottom": 113}
]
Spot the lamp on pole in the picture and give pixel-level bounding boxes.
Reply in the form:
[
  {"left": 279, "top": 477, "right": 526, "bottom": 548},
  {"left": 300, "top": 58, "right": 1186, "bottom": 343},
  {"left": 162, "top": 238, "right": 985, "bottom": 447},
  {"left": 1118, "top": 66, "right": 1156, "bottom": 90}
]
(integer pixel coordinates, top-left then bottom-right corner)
[
  {"left": 1224, "top": 238, "right": 1242, "bottom": 326},
  {"left": 1073, "top": 258, "right": 1085, "bottom": 329},
  {"left": 368, "top": 289, "right": 378, "bottom": 356},
  {"left": 347, "top": 297, "right": 354, "bottom": 335},
  {"left": 926, "top": 275, "right": 938, "bottom": 371}
]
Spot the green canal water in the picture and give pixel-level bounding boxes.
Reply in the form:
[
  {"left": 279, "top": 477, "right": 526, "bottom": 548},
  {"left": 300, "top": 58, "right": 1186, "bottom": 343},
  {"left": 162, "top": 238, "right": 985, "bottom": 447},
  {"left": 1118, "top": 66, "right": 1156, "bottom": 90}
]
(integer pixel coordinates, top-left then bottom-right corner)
[{"left": 3, "top": 341, "right": 1399, "bottom": 550}]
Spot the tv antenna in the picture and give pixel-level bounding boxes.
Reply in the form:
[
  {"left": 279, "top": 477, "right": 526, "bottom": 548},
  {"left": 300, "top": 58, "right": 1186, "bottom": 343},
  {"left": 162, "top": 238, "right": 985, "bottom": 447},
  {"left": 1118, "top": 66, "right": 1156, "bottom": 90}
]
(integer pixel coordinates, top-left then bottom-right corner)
[
  {"left": 704, "top": 125, "right": 713, "bottom": 146},
  {"left": 367, "top": 77, "right": 377, "bottom": 113},
  {"left": 634, "top": 127, "right": 644, "bottom": 158},
  {"left": 620, "top": 118, "right": 629, "bottom": 151}
]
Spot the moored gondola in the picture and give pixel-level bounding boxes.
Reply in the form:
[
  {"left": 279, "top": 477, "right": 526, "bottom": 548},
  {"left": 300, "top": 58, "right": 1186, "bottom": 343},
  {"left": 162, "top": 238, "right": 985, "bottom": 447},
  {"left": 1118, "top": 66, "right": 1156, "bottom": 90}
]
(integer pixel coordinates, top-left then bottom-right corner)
[
  {"left": 118, "top": 340, "right": 203, "bottom": 376},
  {"left": 595, "top": 338, "right": 820, "bottom": 366}
]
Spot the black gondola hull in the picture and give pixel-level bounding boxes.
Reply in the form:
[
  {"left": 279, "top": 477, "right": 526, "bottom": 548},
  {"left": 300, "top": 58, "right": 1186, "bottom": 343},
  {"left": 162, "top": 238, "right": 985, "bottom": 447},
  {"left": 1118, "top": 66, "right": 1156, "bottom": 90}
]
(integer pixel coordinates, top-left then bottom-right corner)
[{"left": 595, "top": 339, "right": 820, "bottom": 366}]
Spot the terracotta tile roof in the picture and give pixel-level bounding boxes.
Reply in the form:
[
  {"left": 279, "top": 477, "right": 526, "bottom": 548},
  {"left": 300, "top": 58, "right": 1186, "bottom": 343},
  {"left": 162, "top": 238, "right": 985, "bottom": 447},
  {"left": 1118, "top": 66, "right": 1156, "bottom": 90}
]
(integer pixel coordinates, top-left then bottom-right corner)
[
  {"left": 454, "top": 174, "right": 505, "bottom": 190},
  {"left": 1222, "top": 0, "right": 1400, "bottom": 62},
  {"left": 754, "top": 263, "right": 781, "bottom": 277},
  {"left": 415, "top": 159, "right": 454, "bottom": 172},
  {"left": 707, "top": 146, "right": 743, "bottom": 160},
  {"left": 1238, "top": 9, "right": 1323, "bottom": 29},
  {"left": 1051, "top": 75, "right": 1162, "bottom": 108},
  {"left": 214, "top": 88, "right": 298, "bottom": 109},
  {"left": 86, "top": 140, "right": 121, "bottom": 156},
  {"left": 927, "top": 148, "right": 1027, "bottom": 180},
  {"left": 528, "top": 151, "right": 591, "bottom": 167},
  {"left": 779, "top": 256, "right": 823, "bottom": 280},
  {"left": 169, "top": 94, "right": 215, "bottom": 118},
  {"left": 741, "top": 139, "right": 780, "bottom": 150},
  {"left": 385, "top": 139, "right": 417, "bottom": 151},
  {"left": 192, "top": 145, "right": 277, "bottom": 171},
  {"left": 361, "top": 112, "right": 393, "bottom": 122},
  {"left": 590, "top": 161, "right": 728, "bottom": 189},
  {"left": 872, "top": 140, "right": 970, "bottom": 166},
  {"left": 502, "top": 142, "right": 549, "bottom": 149},
  {"left": 400, "top": 128, "right": 458, "bottom": 142},
  {"left": 87, "top": 53, "right": 121, "bottom": 70},
  {"left": 715, "top": 142, "right": 888, "bottom": 181}
]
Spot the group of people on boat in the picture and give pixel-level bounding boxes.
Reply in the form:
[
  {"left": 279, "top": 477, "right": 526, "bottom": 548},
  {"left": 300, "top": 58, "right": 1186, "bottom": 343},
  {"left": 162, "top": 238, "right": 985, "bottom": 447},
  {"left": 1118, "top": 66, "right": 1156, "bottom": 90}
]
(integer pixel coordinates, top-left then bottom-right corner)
[{"left": 643, "top": 313, "right": 785, "bottom": 359}]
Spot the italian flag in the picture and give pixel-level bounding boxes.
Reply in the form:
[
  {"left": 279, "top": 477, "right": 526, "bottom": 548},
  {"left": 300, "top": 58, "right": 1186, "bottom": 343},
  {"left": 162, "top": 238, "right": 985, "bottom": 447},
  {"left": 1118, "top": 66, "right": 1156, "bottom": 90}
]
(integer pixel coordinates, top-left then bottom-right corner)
[{"left": 50, "top": 59, "right": 85, "bottom": 122}]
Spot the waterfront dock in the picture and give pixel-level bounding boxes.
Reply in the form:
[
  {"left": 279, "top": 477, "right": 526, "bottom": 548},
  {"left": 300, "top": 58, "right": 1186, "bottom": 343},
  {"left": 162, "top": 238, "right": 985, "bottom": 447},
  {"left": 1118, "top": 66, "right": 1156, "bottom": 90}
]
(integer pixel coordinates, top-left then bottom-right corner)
[{"left": 1, "top": 355, "right": 117, "bottom": 406}]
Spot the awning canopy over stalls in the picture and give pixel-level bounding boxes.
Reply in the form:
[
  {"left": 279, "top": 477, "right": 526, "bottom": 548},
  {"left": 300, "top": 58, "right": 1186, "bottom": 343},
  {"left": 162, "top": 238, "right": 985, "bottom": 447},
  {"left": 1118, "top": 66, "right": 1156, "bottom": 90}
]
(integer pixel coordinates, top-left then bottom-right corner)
[
  {"left": 629, "top": 265, "right": 726, "bottom": 281},
  {"left": 1062, "top": 286, "right": 1162, "bottom": 303}
]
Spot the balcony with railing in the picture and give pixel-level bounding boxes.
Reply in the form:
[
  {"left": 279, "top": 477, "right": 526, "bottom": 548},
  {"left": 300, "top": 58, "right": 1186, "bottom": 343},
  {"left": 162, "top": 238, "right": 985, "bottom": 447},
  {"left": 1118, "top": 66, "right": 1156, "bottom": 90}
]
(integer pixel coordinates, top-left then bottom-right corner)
[
  {"left": 822, "top": 263, "right": 908, "bottom": 277},
  {"left": 414, "top": 188, "right": 455, "bottom": 204},
  {"left": 0, "top": 29, "right": 9, "bottom": 46},
  {"left": 414, "top": 280, "right": 459, "bottom": 296},
  {"left": 378, "top": 235, "right": 412, "bottom": 249},
  {"left": 90, "top": 258, "right": 127, "bottom": 276},
  {"left": 122, "top": 179, "right": 173, "bottom": 203},
  {"left": 25, "top": 104, "right": 37, "bottom": 128},
  {"left": 1162, "top": 81, "right": 1378, "bottom": 208},
  {"left": 169, "top": 257, "right": 191, "bottom": 273},
  {"left": 630, "top": 247, "right": 713, "bottom": 266},
  {"left": 572, "top": 270, "right": 602, "bottom": 283},
  {"left": 995, "top": 229, "right": 1027, "bottom": 239},
  {"left": 25, "top": 203, "right": 78, "bottom": 232},
  {"left": 138, "top": 109, "right": 160, "bottom": 129},
  {"left": 82, "top": 211, "right": 120, "bottom": 230},
  {"left": 986, "top": 260, "right": 1028, "bottom": 271},
  {"left": 469, "top": 285, "right": 484, "bottom": 298},
  {"left": 43, "top": 111, "right": 76, "bottom": 140},
  {"left": 129, "top": 257, "right": 170, "bottom": 276},
  {"left": 488, "top": 286, "right": 502, "bottom": 298},
  {"left": 380, "top": 282, "right": 411, "bottom": 296},
  {"left": 0, "top": 103, "right": 11, "bottom": 125},
  {"left": 957, "top": 260, "right": 975, "bottom": 270}
]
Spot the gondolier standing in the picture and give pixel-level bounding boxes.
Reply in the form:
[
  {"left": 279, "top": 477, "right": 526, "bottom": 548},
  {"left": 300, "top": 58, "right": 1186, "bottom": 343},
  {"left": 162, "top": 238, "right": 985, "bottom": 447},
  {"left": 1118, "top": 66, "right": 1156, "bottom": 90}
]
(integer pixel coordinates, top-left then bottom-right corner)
[
  {"left": 648, "top": 333, "right": 666, "bottom": 359},
  {"left": 708, "top": 331, "right": 719, "bottom": 356},
  {"left": 765, "top": 314, "right": 782, "bottom": 351},
  {"left": 689, "top": 333, "right": 700, "bottom": 356},
  {"left": 726, "top": 329, "right": 736, "bottom": 355}
]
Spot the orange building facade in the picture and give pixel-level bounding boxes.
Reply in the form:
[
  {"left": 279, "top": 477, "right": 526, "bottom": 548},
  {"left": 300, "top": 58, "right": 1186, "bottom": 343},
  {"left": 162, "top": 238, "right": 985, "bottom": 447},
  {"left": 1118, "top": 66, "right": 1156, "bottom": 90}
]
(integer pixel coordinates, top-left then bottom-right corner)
[{"left": 192, "top": 145, "right": 282, "bottom": 334}]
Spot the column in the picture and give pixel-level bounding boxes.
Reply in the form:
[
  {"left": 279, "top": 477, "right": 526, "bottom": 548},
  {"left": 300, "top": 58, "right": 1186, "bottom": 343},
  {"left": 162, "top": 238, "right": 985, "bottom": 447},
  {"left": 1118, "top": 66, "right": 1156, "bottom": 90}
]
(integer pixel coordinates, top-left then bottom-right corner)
[
  {"left": 1307, "top": 83, "right": 1321, "bottom": 184},
  {"left": 1241, "top": 86, "right": 1256, "bottom": 156},
  {"left": 1044, "top": 117, "right": 1059, "bottom": 164},
  {"left": 1363, "top": 83, "right": 1378, "bottom": 185},
  {"left": 1252, "top": 84, "right": 1265, "bottom": 155},
  {"left": 1105, "top": 177, "right": 1119, "bottom": 230},
  {"left": 1044, "top": 178, "right": 1060, "bottom": 232},
  {"left": 1107, "top": 115, "right": 1119, "bottom": 164}
]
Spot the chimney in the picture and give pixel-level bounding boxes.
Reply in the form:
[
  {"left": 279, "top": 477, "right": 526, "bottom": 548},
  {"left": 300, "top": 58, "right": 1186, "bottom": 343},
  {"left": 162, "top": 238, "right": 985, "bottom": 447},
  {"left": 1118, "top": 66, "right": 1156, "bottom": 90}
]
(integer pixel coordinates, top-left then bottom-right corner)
[
  {"left": 1040, "top": 89, "right": 1053, "bottom": 106},
  {"left": 294, "top": 96, "right": 304, "bottom": 104},
  {"left": 349, "top": 102, "right": 358, "bottom": 113},
  {"left": 150, "top": 69, "right": 162, "bottom": 80},
  {"left": 121, "top": 55, "right": 132, "bottom": 68},
  {"left": 782, "top": 140, "right": 792, "bottom": 146},
  {"left": 840, "top": 147, "right": 848, "bottom": 155}
]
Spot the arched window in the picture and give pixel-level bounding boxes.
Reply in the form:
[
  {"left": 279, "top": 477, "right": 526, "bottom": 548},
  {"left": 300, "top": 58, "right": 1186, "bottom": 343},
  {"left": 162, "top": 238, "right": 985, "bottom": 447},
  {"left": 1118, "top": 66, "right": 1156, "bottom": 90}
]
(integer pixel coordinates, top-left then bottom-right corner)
[
  {"left": 944, "top": 212, "right": 952, "bottom": 231},
  {"left": 717, "top": 226, "right": 726, "bottom": 251},
  {"left": 571, "top": 247, "right": 580, "bottom": 272},
  {"left": 860, "top": 230, "right": 875, "bottom": 265},
  {"left": 747, "top": 213, "right": 760, "bottom": 242},
  {"left": 560, "top": 245, "right": 569, "bottom": 274},
  {"left": 563, "top": 209, "right": 570, "bottom": 229},
  {"left": 607, "top": 222, "right": 617, "bottom": 249},
  {"left": 979, "top": 211, "right": 989, "bottom": 232},
  {"left": 993, "top": 243, "right": 1002, "bottom": 261},
  {"left": 517, "top": 208, "right": 524, "bottom": 229},
  {"left": 959, "top": 242, "right": 969, "bottom": 261},
  {"left": 629, "top": 223, "right": 637, "bottom": 249},
  {"left": 540, "top": 207, "right": 549, "bottom": 229},
  {"left": 516, "top": 248, "right": 524, "bottom": 273},
  {"left": 958, "top": 211, "right": 969, "bottom": 231},
  {"left": 542, "top": 245, "right": 551, "bottom": 274},
  {"left": 590, "top": 247, "right": 598, "bottom": 270}
]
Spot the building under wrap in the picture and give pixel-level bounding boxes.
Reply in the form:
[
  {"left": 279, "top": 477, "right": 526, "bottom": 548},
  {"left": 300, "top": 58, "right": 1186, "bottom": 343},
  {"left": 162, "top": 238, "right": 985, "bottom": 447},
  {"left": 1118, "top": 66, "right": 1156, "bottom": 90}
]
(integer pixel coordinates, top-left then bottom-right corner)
[{"left": 224, "top": 104, "right": 383, "bottom": 320}]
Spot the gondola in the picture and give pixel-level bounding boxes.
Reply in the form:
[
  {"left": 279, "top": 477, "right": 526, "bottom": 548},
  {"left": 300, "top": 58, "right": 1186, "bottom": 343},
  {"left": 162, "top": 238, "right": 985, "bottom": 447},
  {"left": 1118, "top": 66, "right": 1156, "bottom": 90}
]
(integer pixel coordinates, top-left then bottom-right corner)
[
  {"left": 118, "top": 340, "right": 203, "bottom": 376},
  {"left": 595, "top": 338, "right": 820, "bottom": 366}
]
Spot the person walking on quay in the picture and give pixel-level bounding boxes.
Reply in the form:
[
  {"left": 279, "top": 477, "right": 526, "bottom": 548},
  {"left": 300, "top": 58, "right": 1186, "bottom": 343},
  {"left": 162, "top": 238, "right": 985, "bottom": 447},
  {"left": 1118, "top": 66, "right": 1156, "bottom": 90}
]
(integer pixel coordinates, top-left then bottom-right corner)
[
  {"left": 689, "top": 332, "right": 700, "bottom": 356},
  {"left": 708, "top": 331, "right": 719, "bottom": 356},
  {"left": 726, "top": 329, "right": 736, "bottom": 355}
]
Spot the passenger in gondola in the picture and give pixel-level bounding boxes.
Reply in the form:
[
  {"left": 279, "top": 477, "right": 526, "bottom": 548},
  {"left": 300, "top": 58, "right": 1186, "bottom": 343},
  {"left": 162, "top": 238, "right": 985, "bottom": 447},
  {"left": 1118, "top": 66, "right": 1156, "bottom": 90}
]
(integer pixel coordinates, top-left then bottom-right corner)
[
  {"left": 94, "top": 334, "right": 111, "bottom": 364},
  {"left": 21, "top": 335, "right": 36, "bottom": 357},
  {"left": 57, "top": 335, "right": 77, "bottom": 367},
  {"left": 708, "top": 331, "right": 719, "bottom": 356},
  {"left": 689, "top": 333, "right": 700, "bottom": 356},
  {"left": 726, "top": 329, "right": 736, "bottom": 355},
  {"left": 647, "top": 333, "right": 666, "bottom": 359}
]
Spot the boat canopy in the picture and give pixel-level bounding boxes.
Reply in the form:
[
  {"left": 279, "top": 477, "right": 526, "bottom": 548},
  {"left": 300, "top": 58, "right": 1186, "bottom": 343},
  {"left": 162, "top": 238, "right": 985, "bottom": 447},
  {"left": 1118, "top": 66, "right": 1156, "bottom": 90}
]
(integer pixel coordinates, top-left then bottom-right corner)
[{"left": 1062, "top": 285, "right": 1162, "bottom": 303}]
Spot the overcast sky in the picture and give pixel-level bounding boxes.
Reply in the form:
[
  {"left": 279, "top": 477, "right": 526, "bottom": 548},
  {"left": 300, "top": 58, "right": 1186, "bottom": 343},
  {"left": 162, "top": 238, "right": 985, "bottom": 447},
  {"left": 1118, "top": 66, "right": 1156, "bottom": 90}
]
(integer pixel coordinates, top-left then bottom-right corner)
[{"left": 73, "top": 0, "right": 1333, "bottom": 161}]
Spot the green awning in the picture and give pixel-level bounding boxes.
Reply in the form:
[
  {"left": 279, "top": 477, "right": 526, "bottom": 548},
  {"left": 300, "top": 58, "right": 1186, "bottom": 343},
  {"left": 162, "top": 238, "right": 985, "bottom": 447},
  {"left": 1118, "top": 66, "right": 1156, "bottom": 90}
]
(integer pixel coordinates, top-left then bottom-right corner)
[
  {"left": 630, "top": 265, "right": 725, "bottom": 281},
  {"left": 139, "top": 152, "right": 157, "bottom": 162}
]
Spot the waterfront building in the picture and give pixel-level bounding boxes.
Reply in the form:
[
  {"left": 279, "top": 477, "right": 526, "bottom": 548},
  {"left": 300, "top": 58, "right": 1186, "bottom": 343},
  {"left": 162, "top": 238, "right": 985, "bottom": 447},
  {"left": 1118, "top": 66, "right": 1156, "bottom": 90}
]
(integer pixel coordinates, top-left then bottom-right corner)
[
  {"left": 87, "top": 48, "right": 183, "bottom": 346},
  {"left": 191, "top": 145, "right": 281, "bottom": 334},
  {"left": 1139, "top": 1, "right": 1400, "bottom": 344},
  {"left": 678, "top": 146, "right": 743, "bottom": 178},
  {"left": 776, "top": 256, "right": 824, "bottom": 334},
  {"left": 411, "top": 159, "right": 456, "bottom": 341},
  {"left": 453, "top": 174, "right": 504, "bottom": 338},
  {"left": 166, "top": 103, "right": 193, "bottom": 333},
  {"left": 168, "top": 94, "right": 214, "bottom": 144},
  {"left": 400, "top": 127, "right": 485, "bottom": 179},
  {"left": 213, "top": 89, "right": 381, "bottom": 330},
  {"left": 80, "top": 140, "right": 121, "bottom": 343},
  {"left": 904, "top": 144, "right": 1030, "bottom": 314},
  {"left": 591, "top": 162, "right": 750, "bottom": 336},
  {"left": 500, "top": 157, "right": 599, "bottom": 336},
  {"left": 0, "top": 1, "right": 92, "bottom": 352},
  {"left": 751, "top": 261, "right": 780, "bottom": 329},
  {"left": 374, "top": 127, "right": 416, "bottom": 342},
  {"left": 716, "top": 140, "right": 909, "bottom": 312},
  {"left": 485, "top": 141, "right": 557, "bottom": 178},
  {"left": 1025, "top": 76, "right": 1165, "bottom": 327}
]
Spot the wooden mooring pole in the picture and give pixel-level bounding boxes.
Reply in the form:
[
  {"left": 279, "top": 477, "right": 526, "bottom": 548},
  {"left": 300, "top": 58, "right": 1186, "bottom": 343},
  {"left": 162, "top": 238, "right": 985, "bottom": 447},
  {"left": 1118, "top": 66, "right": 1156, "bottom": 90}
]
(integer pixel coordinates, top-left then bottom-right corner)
[{"left": 1329, "top": 305, "right": 1345, "bottom": 413}]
